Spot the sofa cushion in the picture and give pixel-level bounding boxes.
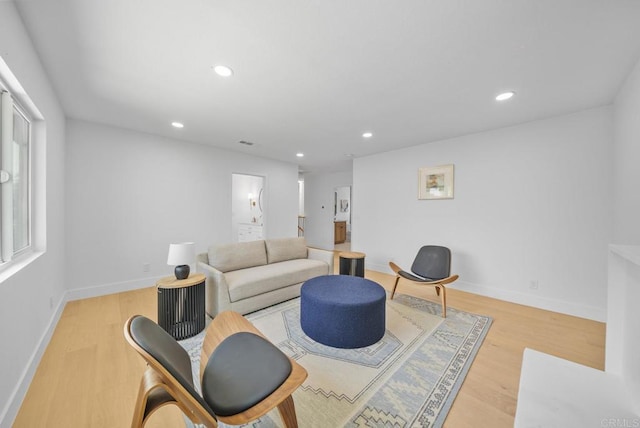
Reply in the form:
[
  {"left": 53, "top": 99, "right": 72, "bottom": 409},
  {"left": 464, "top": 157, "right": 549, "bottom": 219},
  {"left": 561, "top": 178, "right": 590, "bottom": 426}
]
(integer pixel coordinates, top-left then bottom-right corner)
[
  {"left": 208, "top": 241, "right": 267, "bottom": 273},
  {"left": 265, "top": 237, "right": 308, "bottom": 264},
  {"left": 226, "top": 259, "right": 329, "bottom": 302}
]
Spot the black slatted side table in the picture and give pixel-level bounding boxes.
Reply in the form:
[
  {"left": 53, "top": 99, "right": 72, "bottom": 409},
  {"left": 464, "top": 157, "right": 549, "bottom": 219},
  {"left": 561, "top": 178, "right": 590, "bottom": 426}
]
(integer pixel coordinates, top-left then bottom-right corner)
[
  {"left": 157, "top": 273, "right": 205, "bottom": 340},
  {"left": 339, "top": 251, "right": 366, "bottom": 277}
]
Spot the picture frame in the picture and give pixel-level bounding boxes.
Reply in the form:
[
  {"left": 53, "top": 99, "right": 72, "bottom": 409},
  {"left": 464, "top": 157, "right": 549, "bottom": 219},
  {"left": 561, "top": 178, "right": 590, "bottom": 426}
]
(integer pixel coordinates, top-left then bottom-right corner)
[{"left": 418, "top": 164, "right": 454, "bottom": 200}]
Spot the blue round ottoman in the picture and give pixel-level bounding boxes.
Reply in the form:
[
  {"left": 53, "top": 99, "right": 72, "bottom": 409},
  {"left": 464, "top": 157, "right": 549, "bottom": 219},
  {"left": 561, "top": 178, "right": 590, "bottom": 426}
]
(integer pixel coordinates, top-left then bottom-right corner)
[{"left": 300, "top": 275, "right": 386, "bottom": 349}]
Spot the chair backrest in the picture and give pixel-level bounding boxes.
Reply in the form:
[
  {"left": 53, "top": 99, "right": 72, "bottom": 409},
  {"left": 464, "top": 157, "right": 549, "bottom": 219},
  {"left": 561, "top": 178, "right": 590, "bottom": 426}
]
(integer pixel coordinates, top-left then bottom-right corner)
[
  {"left": 411, "top": 245, "right": 451, "bottom": 280},
  {"left": 125, "top": 315, "right": 217, "bottom": 423}
]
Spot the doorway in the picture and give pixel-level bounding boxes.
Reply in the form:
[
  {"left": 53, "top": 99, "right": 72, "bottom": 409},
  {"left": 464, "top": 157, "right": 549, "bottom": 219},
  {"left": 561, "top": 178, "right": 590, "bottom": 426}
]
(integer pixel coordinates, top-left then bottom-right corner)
[
  {"left": 334, "top": 185, "right": 351, "bottom": 251},
  {"left": 231, "top": 173, "right": 265, "bottom": 242}
]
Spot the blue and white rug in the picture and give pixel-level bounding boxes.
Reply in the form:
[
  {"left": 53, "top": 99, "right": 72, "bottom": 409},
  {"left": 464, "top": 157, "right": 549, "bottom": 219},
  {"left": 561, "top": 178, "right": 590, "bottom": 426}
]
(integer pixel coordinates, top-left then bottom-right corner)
[{"left": 180, "top": 293, "right": 492, "bottom": 427}]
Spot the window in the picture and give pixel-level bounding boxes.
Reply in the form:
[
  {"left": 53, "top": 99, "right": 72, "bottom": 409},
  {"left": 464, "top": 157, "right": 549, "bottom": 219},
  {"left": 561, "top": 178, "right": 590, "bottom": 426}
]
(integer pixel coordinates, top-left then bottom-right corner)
[{"left": 0, "top": 83, "right": 32, "bottom": 263}]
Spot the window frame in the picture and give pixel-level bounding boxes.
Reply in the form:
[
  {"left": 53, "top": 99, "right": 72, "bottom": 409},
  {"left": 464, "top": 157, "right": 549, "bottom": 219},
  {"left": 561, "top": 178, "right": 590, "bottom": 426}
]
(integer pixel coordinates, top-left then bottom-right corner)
[
  {"left": 0, "top": 57, "right": 41, "bottom": 279},
  {"left": 10, "top": 99, "right": 33, "bottom": 258}
]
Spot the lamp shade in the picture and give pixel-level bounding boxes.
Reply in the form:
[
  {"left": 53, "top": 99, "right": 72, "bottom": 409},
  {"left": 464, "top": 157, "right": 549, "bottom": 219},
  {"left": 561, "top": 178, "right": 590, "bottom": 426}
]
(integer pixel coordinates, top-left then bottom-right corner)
[
  {"left": 167, "top": 242, "right": 195, "bottom": 266},
  {"left": 167, "top": 242, "right": 195, "bottom": 280}
]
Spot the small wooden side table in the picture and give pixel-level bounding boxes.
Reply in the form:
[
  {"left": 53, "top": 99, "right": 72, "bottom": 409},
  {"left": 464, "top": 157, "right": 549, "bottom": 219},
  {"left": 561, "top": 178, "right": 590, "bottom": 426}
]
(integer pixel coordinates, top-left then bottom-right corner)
[
  {"left": 339, "top": 251, "right": 366, "bottom": 277},
  {"left": 156, "top": 273, "right": 206, "bottom": 340}
]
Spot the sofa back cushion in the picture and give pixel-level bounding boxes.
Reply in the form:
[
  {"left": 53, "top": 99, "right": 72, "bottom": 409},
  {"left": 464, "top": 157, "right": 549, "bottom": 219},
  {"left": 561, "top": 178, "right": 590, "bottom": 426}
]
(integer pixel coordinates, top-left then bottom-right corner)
[
  {"left": 208, "top": 240, "right": 267, "bottom": 273},
  {"left": 265, "top": 237, "right": 308, "bottom": 264}
]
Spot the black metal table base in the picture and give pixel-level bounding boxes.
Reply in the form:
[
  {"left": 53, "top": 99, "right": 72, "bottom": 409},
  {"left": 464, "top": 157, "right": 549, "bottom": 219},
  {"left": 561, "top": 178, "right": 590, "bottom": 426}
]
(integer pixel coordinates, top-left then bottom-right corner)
[
  {"left": 339, "top": 256, "right": 365, "bottom": 277},
  {"left": 157, "top": 281, "right": 205, "bottom": 340}
]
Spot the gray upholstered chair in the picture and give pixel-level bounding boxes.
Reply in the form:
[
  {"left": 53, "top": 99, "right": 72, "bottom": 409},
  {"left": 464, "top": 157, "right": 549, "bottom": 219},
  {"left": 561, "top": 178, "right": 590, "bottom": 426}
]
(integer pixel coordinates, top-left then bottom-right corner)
[
  {"left": 389, "top": 245, "right": 459, "bottom": 317},
  {"left": 124, "top": 311, "right": 307, "bottom": 427}
]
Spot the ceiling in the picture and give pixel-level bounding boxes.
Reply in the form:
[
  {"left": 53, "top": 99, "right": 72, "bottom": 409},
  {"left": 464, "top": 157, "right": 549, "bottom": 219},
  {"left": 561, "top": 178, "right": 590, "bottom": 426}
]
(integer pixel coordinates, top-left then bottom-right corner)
[{"left": 13, "top": 0, "right": 640, "bottom": 173}]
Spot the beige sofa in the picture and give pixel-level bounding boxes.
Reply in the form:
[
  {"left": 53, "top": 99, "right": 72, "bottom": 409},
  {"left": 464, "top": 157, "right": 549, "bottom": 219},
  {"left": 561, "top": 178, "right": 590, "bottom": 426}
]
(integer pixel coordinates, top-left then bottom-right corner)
[{"left": 197, "top": 237, "right": 334, "bottom": 317}]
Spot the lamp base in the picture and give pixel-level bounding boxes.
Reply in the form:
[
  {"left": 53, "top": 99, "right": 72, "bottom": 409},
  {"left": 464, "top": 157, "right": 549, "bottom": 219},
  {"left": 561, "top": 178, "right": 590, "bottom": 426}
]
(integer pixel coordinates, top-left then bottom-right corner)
[{"left": 174, "top": 265, "right": 190, "bottom": 280}]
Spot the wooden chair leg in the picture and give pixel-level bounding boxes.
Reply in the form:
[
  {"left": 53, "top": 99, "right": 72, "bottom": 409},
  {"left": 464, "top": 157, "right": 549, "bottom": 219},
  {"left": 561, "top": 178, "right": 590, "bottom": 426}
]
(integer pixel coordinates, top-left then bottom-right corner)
[
  {"left": 131, "top": 367, "right": 177, "bottom": 428},
  {"left": 437, "top": 285, "right": 447, "bottom": 318},
  {"left": 131, "top": 372, "right": 149, "bottom": 428},
  {"left": 132, "top": 367, "right": 207, "bottom": 428},
  {"left": 389, "top": 276, "right": 400, "bottom": 299},
  {"left": 277, "top": 395, "right": 299, "bottom": 428}
]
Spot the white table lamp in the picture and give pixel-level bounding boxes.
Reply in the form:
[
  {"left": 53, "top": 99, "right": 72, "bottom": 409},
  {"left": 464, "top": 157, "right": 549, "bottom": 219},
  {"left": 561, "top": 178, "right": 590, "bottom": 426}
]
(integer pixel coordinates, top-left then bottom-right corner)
[{"left": 167, "top": 242, "right": 195, "bottom": 280}]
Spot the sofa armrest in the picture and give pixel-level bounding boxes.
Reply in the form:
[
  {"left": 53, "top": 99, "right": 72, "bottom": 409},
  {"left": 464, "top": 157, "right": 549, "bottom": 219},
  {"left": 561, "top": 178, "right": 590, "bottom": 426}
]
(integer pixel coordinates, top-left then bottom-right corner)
[
  {"left": 196, "top": 261, "right": 232, "bottom": 317},
  {"left": 307, "top": 247, "right": 335, "bottom": 274}
]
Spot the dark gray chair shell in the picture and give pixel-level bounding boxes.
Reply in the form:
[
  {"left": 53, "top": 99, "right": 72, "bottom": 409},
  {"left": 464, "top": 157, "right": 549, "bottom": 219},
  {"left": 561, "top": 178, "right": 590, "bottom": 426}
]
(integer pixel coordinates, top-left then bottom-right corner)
[
  {"left": 124, "top": 311, "right": 307, "bottom": 427},
  {"left": 389, "top": 245, "right": 459, "bottom": 317}
]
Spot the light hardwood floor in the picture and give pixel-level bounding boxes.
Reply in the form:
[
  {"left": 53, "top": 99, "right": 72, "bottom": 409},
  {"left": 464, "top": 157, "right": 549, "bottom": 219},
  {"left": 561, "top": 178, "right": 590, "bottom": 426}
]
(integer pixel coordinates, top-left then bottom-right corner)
[{"left": 13, "top": 265, "right": 605, "bottom": 427}]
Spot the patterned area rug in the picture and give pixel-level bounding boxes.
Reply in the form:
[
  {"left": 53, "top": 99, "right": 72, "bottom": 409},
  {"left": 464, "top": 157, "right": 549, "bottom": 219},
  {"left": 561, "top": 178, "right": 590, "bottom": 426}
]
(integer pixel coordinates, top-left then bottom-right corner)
[{"left": 180, "top": 293, "right": 492, "bottom": 427}]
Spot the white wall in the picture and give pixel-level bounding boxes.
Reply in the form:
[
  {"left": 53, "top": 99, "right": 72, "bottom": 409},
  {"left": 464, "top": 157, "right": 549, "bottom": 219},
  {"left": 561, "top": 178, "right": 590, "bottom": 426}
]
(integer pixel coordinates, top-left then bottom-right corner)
[
  {"left": 304, "top": 171, "right": 353, "bottom": 250},
  {"left": 0, "top": 3, "right": 67, "bottom": 426},
  {"left": 65, "top": 120, "right": 299, "bottom": 296},
  {"left": 613, "top": 57, "right": 640, "bottom": 244},
  {"left": 353, "top": 107, "right": 613, "bottom": 321}
]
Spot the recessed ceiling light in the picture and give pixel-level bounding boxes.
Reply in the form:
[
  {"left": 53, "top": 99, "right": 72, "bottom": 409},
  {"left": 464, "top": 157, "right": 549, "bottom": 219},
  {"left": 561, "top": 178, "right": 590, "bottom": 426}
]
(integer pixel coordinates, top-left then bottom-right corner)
[
  {"left": 296, "top": 153, "right": 304, "bottom": 157},
  {"left": 171, "top": 121, "right": 184, "bottom": 128},
  {"left": 214, "top": 65, "right": 233, "bottom": 77},
  {"left": 362, "top": 132, "right": 373, "bottom": 138},
  {"left": 495, "top": 91, "right": 515, "bottom": 101}
]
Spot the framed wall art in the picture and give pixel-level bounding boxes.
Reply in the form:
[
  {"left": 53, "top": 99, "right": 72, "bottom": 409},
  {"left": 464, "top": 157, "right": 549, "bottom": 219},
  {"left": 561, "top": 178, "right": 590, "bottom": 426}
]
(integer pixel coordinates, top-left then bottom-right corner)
[{"left": 418, "top": 164, "right": 454, "bottom": 200}]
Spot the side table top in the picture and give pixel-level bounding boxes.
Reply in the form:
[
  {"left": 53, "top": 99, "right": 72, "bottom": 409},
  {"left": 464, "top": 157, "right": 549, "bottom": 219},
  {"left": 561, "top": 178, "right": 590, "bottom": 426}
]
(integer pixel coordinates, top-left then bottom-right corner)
[
  {"left": 339, "top": 251, "right": 366, "bottom": 259},
  {"left": 157, "top": 273, "right": 205, "bottom": 289}
]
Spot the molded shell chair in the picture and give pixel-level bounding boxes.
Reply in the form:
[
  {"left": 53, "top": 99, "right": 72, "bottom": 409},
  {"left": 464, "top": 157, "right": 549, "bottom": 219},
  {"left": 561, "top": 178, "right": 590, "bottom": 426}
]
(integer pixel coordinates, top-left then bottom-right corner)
[
  {"left": 389, "top": 245, "right": 459, "bottom": 318},
  {"left": 124, "top": 311, "right": 307, "bottom": 427}
]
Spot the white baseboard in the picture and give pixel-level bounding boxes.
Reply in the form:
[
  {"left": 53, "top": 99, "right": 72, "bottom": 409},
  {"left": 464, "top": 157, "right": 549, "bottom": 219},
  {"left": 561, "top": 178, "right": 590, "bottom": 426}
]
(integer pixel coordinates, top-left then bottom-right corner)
[
  {"left": 65, "top": 275, "right": 163, "bottom": 302},
  {"left": 0, "top": 276, "right": 161, "bottom": 427},
  {"left": 367, "top": 262, "right": 605, "bottom": 322},
  {"left": 0, "top": 295, "right": 65, "bottom": 428},
  {"left": 367, "top": 261, "right": 395, "bottom": 274},
  {"left": 449, "top": 280, "right": 605, "bottom": 322}
]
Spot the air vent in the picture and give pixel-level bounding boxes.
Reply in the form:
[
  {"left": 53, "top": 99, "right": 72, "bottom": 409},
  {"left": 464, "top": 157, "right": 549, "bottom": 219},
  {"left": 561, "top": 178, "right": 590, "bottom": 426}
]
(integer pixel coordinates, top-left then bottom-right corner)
[{"left": 238, "top": 140, "right": 254, "bottom": 146}]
